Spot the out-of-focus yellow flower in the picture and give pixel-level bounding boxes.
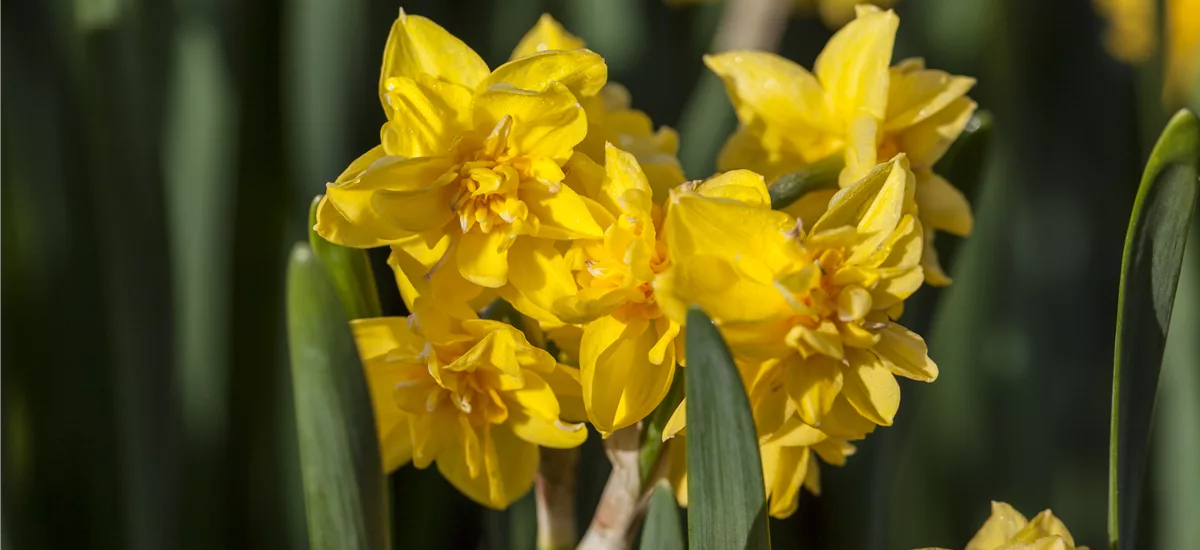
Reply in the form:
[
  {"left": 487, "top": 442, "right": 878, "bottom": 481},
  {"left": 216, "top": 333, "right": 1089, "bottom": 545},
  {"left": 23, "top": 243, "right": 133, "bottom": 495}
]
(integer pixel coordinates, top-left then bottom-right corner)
[
  {"left": 1094, "top": 0, "right": 1200, "bottom": 107},
  {"left": 548, "top": 144, "right": 683, "bottom": 436},
  {"left": 511, "top": 14, "right": 686, "bottom": 201},
  {"left": 316, "top": 10, "right": 607, "bottom": 317},
  {"left": 1165, "top": 0, "right": 1200, "bottom": 106},
  {"left": 917, "top": 501, "right": 1089, "bottom": 550},
  {"left": 664, "top": 0, "right": 897, "bottom": 29},
  {"left": 708, "top": 5, "right": 977, "bottom": 285},
  {"left": 657, "top": 155, "right": 937, "bottom": 435},
  {"left": 351, "top": 306, "right": 587, "bottom": 509}
]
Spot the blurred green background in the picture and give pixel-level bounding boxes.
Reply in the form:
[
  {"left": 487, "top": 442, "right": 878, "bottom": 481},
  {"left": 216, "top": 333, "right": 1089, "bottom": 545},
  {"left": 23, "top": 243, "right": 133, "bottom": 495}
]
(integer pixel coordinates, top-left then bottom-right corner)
[{"left": 3, "top": 0, "right": 1197, "bottom": 548}]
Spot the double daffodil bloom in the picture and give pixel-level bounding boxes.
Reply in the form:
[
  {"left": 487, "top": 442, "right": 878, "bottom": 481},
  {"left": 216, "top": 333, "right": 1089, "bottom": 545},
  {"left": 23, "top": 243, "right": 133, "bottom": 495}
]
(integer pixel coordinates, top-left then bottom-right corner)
[
  {"left": 316, "top": 11, "right": 607, "bottom": 316},
  {"left": 657, "top": 155, "right": 937, "bottom": 435},
  {"left": 352, "top": 306, "right": 587, "bottom": 509},
  {"left": 707, "top": 5, "right": 977, "bottom": 284},
  {"left": 510, "top": 14, "right": 686, "bottom": 201},
  {"left": 917, "top": 501, "right": 1089, "bottom": 550},
  {"left": 551, "top": 144, "right": 682, "bottom": 436}
]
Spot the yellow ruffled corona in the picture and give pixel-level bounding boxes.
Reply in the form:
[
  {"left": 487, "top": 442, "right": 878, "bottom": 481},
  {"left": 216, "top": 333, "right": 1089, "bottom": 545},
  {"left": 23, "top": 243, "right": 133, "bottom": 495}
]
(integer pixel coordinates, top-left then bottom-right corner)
[
  {"left": 315, "top": 10, "right": 607, "bottom": 317},
  {"left": 916, "top": 501, "right": 1089, "bottom": 550},
  {"left": 707, "top": 5, "right": 976, "bottom": 285},
  {"left": 657, "top": 155, "right": 937, "bottom": 434},
  {"left": 351, "top": 306, "right": 587, "bottom": 509}
]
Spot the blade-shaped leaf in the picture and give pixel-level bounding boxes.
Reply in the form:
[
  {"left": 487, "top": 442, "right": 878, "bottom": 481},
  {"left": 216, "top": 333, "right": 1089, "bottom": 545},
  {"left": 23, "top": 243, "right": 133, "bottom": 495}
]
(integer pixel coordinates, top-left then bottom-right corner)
[
  {"left": 685, "top": 306, "right": 770, "bottom": 550},
  {"left": 640, "top": 481, "right": 684, "bottom": 550},
  {"left": 286, "top": 243, "right": 388, "bottom": 550},
  {"left": 307, "top": 196, "right": 382, "bottom": 320},
  {"left": 1109, "top": 109, "right": 1200, "bottom": 550}
]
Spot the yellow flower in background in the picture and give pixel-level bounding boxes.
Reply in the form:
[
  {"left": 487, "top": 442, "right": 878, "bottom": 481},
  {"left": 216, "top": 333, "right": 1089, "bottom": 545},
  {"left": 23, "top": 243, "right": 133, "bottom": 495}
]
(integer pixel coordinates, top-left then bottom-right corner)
[
  {"left": 553, "top": 144, "right": 682, "bottom": 436},
  {"left": 657, "top": 155, "right": 937, "bottom": 435},
  {"left": 316, "top": 10, "right": 606, "bottom": 317},
  {"left": 1164, "top": 0, "right": 1200, "bottom": 107},
  {"left": 511, "top": 14, "right": 686, "bottom": 201},
  {"left": 351, "top": 306, "right": 587, "bottom": 509},
  {"left": 664, "top": 0, "right": 898, "bottom": 30},
  {"left": 916, "top": 501, "right": 1089, "bottom": 550},
  {"left": 1094, "top": 0, "right": 1200, "bottom": 107},
  {"left": 708, "top": 5, "right": 977, "bottom": 285},
  {"left": 1093, "top": 0, "right": 1154, "bottom": 63}
]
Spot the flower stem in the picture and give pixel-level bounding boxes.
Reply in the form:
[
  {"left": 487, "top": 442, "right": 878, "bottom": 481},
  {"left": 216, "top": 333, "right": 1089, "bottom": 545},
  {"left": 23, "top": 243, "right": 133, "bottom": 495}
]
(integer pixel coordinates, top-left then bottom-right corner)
[
  {"left": 578, "top": 426, "right": 645, "bottom": 550},
  {"left": 535, "top": 447, "right": 580, "bottom": 550}
]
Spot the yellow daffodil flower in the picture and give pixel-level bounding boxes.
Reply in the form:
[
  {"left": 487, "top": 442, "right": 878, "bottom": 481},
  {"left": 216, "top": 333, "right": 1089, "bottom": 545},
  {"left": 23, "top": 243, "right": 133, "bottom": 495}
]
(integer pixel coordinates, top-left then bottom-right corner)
[
  {"left": 657, "top": 155, "right": 937, "bottom": 435},
  {"left": 316, "top": 10, "right": 608, "bottom": 318},
  {"left": 351, "top": 305, "right": 587, "bottom": 509},
  {"left": 510, "top": 14, "right": 686, "bottom": 201},
  {"left": 550, "top": 144, "right": 682, "bottom": 436},
  {"left": 707, "top": 5, "right": 976, "bottom": 285},
  {"left": 916, "top": 501, "right": 1089, "bottom": 550}
]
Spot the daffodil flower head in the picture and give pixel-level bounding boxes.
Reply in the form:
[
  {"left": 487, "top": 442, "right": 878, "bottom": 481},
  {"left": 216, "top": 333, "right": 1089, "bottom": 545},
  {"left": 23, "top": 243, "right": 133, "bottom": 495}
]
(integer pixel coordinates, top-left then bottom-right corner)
[
  {"left": 350, "top": 304, "right": 587, "bottom": 509},
  {"left": 316, "top": 10, "right": 608, "bottom": 317},
  {"left": 522, "top": 144, "right": 683, "bottom": 436},
  {"left": 706, "top": 5, "right": 977, "bottom": 286},
  {"left": 951, "top": 501, "right": 1089, "bottom": 550},
  {"left": 658, "top": 156, "right": 937, "bottom": 439}
]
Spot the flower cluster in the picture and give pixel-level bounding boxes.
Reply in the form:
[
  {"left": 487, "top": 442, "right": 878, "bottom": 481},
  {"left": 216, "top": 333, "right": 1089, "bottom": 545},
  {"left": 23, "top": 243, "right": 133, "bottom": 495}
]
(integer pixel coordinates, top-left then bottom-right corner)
[{"left": 317, "top": 7, "right": 968, "bottom": 516}]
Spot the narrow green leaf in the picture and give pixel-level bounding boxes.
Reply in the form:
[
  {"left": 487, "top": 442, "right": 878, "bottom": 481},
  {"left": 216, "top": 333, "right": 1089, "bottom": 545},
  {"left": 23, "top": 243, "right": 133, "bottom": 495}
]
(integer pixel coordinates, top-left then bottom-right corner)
[
  {"left": 286, "top": 243, "right": 388, "bottom": 550},
  {"left": 640, "top": 374, "right": 684, "bottom": 487},
  {"left": 1109, "top": 109, "right": 1200, "bottom": 550},
  {"left": 307, "top": 196, "right": 382, "bottom": 320},
  {"left": 685, "top": 306, "right": 771, "bottom": 550},
  {"left": 768, "top": 153, "right": 843, "bottom": 211},
  {"left": 640, "top": 481, "right": 684, "bottom": 550}
]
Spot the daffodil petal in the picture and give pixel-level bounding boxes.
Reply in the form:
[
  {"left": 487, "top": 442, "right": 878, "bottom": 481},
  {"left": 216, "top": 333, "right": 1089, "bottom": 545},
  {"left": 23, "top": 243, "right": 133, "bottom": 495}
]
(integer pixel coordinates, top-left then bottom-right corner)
[
  {"left": 695, "top": 169, "right": 772, "bottom": 207},
  {"left": 522, "top": 182, "right": 605, "bottom": 240},
  {"left": 884, "top": 66, "right": 976, "bottom": 131},
  {"left": 510, "top": 13, "right": 585, "bottom": 60},
  {"left": 915, "top": 170, "right": 973, "bottom": 236},
  {"left": 580, "top": 315, "right": 674, "bottom": 435},
  {"left": 841, "top": 349, "right": 900, "bottom": 426},
  {"left": 456, "top": 229, "right": 513, "bottom": 287},
  {"left": 965, "top": 502, "right": 1029, "bottom": 550},
  {"left": 372, "top": 184, "right": 458, "bottom": 233},
  {"left": 380, "top": 11, "right": 489, "bottom": 101},
  {"left": 542, "top": 364, "right": 586, "bottom": 422},
  {"left": 705, "top": 51, "right": 834, "bottom": 136},
  {"left": 876, "top": 323, "right": 938, "bottom": 382},
  {"left": 483, "top": 49, "right": 607, "bottom": 99},
  {"left": 473, "top": 82, "right": 587, "bottom": 161},
  {"left": 895, "top": 96, "right": 977, "bottom": 170},
  {"left": 380, "top": 74, "right": 471, "bottom": 157},
  {"left": 813, "top": 6, "right": 897, "bottom": 123},
  {"left": 784, "top": 354, "right": 844, "bottom": 426}
]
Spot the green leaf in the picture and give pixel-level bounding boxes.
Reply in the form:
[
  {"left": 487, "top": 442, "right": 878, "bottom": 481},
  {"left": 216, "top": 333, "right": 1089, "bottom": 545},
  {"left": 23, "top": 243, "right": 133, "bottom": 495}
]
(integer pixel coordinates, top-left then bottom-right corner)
[
  {"left": 639, "top": 481, "right": 685, "bottom": 550},
  {"left": 1109, "top": 109, "right": 1200, "bottom": 550},
  {"left": 685, "top": 306, "right": 771, "bottom": 550},
  {"left": 768, "top": 153, "right": 843, "bottom": 211},
  {"left": 286, "top": 243, "right": 389, "bottom": 550},
  {"left": 307, "top": 196, "right": 382, "bottom": 320},
  {"left": 640, "top": 374, "right": 684, "bottom": 487}
]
